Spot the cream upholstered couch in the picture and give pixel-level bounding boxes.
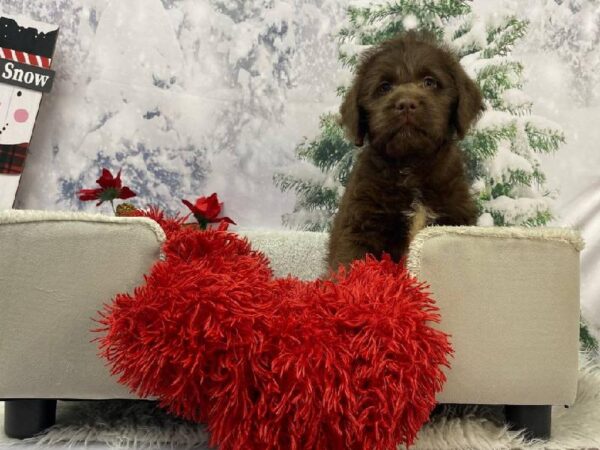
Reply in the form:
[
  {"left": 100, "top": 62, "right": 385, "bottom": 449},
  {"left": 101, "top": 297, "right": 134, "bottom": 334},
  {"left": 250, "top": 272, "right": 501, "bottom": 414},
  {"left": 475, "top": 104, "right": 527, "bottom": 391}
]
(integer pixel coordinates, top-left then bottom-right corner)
[{"left": 0, "top": 210, "right": 583, "bottom": 440}]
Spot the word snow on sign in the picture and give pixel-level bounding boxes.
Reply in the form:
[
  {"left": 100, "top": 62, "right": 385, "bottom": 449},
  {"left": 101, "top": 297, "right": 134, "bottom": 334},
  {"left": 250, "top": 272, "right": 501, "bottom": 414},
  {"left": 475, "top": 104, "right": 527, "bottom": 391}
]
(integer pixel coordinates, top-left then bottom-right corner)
[
  {"left": 0, "top": 58, "right": 55, "bottom": 93},
  {"left": 0, "top": 15, "right": 58, "bottom": 209}
]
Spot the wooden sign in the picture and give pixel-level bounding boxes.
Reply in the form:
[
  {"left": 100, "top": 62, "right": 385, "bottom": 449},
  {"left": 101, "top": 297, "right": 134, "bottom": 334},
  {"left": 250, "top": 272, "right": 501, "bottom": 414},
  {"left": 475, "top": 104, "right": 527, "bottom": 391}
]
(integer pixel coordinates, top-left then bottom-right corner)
[{"left": 0, "top": 15, "right": 58, "bottom": 209}]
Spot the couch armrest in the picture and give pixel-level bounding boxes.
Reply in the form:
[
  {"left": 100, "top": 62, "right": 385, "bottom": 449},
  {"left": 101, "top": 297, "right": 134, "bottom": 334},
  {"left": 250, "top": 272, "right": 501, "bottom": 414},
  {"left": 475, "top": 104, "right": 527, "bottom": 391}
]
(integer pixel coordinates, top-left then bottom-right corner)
[
  {"left": 407, "top": 226, "right": 583, "bottom": 405},
  {"left": 0, "top": 210, "right": 164, "bottom": 399}
]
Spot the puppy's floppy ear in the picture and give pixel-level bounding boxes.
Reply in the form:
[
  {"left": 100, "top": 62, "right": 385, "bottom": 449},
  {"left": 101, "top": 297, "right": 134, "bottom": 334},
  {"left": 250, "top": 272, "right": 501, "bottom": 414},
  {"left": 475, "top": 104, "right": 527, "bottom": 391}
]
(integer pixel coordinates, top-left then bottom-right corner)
[
  {"left": 452, "top": 62, "right": 484, "bottom": 139},
  {"left": 339, "top": 79, "right": 368, "bottom": 147}
]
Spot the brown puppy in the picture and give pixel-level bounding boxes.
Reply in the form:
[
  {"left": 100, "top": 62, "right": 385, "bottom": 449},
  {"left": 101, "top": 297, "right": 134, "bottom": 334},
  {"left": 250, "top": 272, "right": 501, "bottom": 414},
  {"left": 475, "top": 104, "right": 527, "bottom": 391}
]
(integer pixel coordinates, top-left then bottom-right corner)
[{"left": 328, "top": 31, "right": 483, "bottom": 269}]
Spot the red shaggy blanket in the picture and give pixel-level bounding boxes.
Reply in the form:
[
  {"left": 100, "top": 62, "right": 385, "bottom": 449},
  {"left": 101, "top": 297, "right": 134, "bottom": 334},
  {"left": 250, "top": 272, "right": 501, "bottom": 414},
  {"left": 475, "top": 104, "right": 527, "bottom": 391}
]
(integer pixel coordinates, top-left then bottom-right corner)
[{"left": 97, "top": 213, "right": 452, "bottom": 450}]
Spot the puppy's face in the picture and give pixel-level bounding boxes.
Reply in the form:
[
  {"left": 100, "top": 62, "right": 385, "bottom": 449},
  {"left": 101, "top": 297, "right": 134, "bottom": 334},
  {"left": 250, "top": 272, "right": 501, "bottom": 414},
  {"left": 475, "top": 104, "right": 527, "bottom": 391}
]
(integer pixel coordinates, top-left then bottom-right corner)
[{"left": 340, "top": 32, "right": 483, "bottom": 159}]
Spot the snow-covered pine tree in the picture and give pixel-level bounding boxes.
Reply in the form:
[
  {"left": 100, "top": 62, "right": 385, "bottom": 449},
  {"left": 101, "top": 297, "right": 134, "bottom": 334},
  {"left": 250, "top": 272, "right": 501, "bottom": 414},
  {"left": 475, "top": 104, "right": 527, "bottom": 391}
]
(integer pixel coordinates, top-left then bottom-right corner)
[
  {"left": 58, "top": 0, "right": 297, "bottom": 219},
  {"left": 198, "top": 0, "right": 307, "bottom": 227},
  {"left": 54, "top": 0, "right": 211, "bottom": 216},
  {"left": 524, "top": 0, "right": 600, "bottom": 107},
  {"left": 448, "top": 10, "right": 565, "bottom": 226},
  {"left": 274, "top": 1, "right": 565, "bottom": 231},
  {"left": 210, "top": 0, "right": 295, "bottom": 151}
]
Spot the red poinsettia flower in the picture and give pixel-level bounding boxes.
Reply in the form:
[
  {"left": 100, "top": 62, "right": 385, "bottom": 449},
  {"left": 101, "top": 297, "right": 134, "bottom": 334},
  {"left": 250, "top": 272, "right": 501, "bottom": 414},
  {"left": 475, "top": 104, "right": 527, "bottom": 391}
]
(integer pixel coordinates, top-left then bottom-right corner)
[
  {"left": 182, "top": 193, "right": 236, "bottom": 229},
  {"left": 78, "top": 169, "right": 136, "bottom": 207}
]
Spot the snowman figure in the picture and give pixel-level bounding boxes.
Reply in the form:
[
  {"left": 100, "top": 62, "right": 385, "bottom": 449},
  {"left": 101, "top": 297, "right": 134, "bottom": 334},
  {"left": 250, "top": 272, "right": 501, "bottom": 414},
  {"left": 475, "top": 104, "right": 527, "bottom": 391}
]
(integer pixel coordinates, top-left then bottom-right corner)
[{"left": 0, "top": 15, "right": 57, "bottom": 208}]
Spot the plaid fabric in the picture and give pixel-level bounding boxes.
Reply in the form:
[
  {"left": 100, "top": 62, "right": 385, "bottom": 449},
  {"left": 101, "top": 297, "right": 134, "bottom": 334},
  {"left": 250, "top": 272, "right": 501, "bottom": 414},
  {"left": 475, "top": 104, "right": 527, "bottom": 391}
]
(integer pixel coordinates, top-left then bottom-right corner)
[{"left": 0, "top": 143, "right": 29, "bottom": 174}]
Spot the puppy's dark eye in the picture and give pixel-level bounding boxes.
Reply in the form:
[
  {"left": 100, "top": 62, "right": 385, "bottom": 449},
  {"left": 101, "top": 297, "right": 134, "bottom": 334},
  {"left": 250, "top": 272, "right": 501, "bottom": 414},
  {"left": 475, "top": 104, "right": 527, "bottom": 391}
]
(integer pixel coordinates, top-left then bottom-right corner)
[
  {"left": 422, "top": 76, "right": 438, "bottom": 89},
  {"left": 377, "top": 81, "right": 393, "bottom": 95}
]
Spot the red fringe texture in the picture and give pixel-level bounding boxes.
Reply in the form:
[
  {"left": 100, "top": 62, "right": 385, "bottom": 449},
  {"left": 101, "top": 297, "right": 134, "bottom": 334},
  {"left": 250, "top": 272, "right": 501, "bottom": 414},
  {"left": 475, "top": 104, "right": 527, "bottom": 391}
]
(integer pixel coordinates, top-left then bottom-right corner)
[{"left": 97, "top": 218, "right": 452, "bottom": 450}]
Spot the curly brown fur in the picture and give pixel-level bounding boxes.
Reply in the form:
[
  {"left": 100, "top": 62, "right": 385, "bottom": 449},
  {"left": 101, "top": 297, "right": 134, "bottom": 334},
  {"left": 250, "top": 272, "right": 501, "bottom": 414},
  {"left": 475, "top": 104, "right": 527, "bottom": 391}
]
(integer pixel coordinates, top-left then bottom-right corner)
[{"left": 328, "top": 31, "right": 484, "bottom": 269}]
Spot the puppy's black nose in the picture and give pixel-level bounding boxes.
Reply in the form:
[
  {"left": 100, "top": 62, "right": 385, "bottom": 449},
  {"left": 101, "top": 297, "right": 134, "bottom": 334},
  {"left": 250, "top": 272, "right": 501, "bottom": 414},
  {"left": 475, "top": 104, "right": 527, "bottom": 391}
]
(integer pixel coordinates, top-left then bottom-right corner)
[{"left": 395, "top": 99, "right": 418, "bottom": 113}]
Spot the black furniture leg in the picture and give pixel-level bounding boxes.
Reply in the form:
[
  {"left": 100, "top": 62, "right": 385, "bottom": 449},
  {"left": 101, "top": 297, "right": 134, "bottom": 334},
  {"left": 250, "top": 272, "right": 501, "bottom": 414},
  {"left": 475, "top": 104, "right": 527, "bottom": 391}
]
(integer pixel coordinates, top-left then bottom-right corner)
[
  {"left": 4, "top": 399, "right": 57, "bottom": 439},
  {"left": 505, "top": 405, "right": 551, "bottom": 440}
]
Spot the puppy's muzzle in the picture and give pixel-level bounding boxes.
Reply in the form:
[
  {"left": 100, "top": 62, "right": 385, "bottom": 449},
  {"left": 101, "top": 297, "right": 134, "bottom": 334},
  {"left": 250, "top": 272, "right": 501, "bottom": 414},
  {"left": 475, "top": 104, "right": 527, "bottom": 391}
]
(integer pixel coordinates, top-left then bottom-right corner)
[
  {"left": 395, "top": 98, "right": 418, "bottom": 113},
  {"left": 391, "top": 86, "right": 424, "bottom": 123},
  {"left": 395, "top": 97, "right": 419, "bottom": 125}
]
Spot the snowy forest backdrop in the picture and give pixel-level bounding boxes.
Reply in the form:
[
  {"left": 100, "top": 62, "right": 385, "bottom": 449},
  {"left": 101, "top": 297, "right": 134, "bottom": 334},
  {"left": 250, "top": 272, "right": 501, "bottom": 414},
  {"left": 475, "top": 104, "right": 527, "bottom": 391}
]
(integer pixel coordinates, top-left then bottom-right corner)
[{"left": 2, "top": 0, "right": 600, "bottom": 338}]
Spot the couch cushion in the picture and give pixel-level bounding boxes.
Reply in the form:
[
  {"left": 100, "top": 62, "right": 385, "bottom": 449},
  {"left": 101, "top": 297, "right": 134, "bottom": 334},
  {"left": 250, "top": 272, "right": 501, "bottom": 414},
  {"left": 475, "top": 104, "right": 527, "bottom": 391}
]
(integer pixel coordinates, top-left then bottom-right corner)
[{"left": 239, "top": 228, "right": 328, "bottom": 279}]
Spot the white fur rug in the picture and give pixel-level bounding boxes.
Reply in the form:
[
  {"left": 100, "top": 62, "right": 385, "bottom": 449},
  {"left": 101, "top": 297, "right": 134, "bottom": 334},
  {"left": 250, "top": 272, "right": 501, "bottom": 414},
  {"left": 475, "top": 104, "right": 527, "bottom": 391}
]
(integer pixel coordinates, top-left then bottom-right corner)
[{"left": 2, "top": 357, "right": 600, "bottom": 449}]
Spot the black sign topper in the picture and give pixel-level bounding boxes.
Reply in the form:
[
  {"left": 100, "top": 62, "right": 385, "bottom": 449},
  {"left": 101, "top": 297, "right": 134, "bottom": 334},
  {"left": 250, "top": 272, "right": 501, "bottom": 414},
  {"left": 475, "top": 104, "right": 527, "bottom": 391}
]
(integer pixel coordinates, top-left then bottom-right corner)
[{"left": 0, "top": 57, "right": 55, "bottom": 93}]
